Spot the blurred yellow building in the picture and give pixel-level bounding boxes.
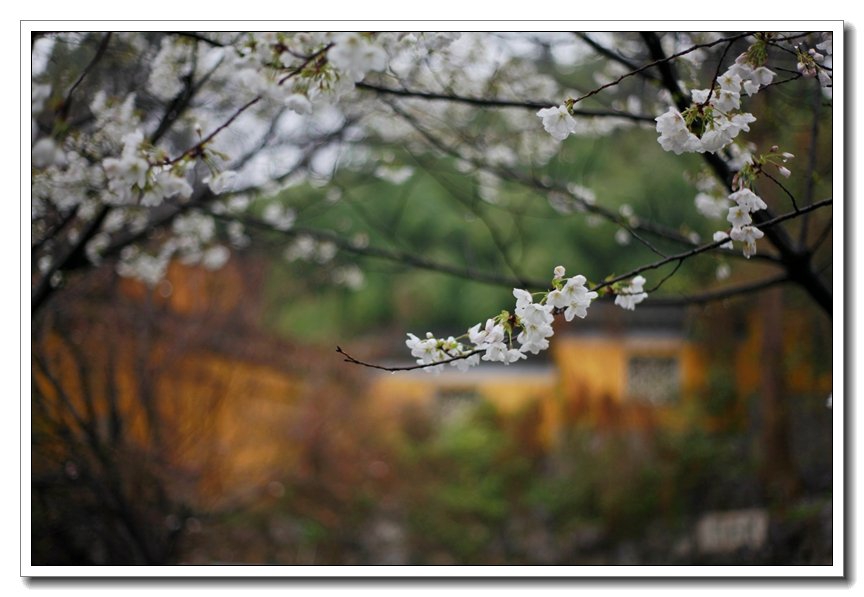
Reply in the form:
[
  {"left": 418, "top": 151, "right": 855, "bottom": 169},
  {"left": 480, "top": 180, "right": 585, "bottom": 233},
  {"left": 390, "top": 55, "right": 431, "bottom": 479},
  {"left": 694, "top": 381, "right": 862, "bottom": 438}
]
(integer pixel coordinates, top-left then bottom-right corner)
[{"left": 367, "top": 303, "right": 710, "bottom": 445}]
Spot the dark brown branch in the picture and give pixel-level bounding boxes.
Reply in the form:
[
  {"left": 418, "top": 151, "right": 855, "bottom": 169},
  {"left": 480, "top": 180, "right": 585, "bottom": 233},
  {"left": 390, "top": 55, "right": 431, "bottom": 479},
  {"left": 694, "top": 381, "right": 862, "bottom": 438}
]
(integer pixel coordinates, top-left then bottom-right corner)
[
  {"left": 164, "top": 96, "right": 261, "bottom": 165},
  {"left": 57, "top": 33, "right": 112, "bottom": 121},
  {"left": 572, "top": 32, "right": 754, "bottom": 106},
  {"left": 336, "top": 345, "right": 482, "bottom": 372},
  {"left": 165, "top": 43, "right": 331, "bottom": 165},
  {"left": 650, "top": 273, "right": 790, "bottom": 307},
  {"left": 32, "top": 206, "right": 110, "bottom": 314},
  {"left": 221, "top": 214, "right": 549, "bottom": 290},
  {"left": 172, "top": 32, "right": 226, "bottom": 47},
  {"left": 762, "top": 171, "right": 800, "bottom": 212},
  {"left": 574, "top": 33, "right": 660, "bottom": 82},
  {"left": 702, "top": 38, "right": 738, "bottom": 107},
  {"left": 645, "top": 259, "right": 683, "bottom": 293},
  {"left": 592, "top": 198, "right": 832, "bottom": 293},
  {"left": 357, "top": 82, "right": 655, "bottom": 122},
  {"left": 387, "top": 100, "right": 751, "bottom": 262}
]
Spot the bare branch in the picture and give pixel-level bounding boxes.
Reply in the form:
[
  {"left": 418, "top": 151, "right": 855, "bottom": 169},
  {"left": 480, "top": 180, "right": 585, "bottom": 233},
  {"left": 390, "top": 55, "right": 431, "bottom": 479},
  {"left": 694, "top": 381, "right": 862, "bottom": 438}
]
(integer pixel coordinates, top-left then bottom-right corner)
[
  {"left": 762, "top": 171, "right": 800, "bottom": 212},
  {"left": 357, "top": 82, "right": 655, "bottom": 122},
  {"left": 219, "top": 214, "right": 549, "bottom": 290},
  {"left": 57, "top": 33, "right": 112, "bottom": 121},
  {"left": 649, "top": 273, "right": 790, "bottom": 307}
]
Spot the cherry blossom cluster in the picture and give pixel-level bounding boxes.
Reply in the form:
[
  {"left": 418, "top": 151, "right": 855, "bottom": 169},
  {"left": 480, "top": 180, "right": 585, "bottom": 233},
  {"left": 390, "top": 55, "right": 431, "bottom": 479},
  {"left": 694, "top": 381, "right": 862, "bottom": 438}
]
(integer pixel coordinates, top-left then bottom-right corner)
[
  {"left": 712, "top": 188, "right": 768, "bottom": 259},
  {"left": 654, "top": 53, "right": 775, "bottom": 155},
  {"left": 405, "top": 266, "right": 656, "bottom": 372},
  {"left": 796, "top": 36, "right": 833, "bottom": 91},
  {"left": 32, "top": 32, "right": 419, "bottom": 289},
  {"left": 706, "top": 146, "right": 794, "bottom": 260}
]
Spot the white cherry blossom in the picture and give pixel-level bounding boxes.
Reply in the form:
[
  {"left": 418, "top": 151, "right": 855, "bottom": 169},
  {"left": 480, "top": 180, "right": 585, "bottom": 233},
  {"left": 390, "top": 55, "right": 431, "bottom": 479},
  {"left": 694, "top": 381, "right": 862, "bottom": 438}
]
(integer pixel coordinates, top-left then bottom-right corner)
[
  {"left": 537, "top": 105, "right": 578, "bottom": 141},
  {"left": 614, "top": 275, "right": 648, "bottom": 311}
]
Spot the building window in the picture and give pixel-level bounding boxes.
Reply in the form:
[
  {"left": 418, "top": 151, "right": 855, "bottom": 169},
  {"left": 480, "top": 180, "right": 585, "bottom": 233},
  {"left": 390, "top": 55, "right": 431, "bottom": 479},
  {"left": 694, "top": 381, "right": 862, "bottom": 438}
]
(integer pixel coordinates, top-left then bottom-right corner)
[{"left": 626, "top": 355, "right": 680, "bottom": 405}]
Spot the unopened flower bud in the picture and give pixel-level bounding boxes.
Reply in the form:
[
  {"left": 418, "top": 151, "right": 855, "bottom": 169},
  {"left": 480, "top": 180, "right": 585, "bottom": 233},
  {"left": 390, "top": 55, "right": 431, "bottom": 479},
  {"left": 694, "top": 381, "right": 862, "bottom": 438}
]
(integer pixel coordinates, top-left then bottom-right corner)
[{"left": 553, "top": 265, "right": 566, "bottom": 280}]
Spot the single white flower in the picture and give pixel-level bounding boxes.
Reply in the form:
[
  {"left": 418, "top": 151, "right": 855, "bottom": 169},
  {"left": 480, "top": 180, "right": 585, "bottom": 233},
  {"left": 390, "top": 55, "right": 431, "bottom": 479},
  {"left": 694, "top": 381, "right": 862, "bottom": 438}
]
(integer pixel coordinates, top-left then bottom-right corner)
[
  {"left": 517, "top": 327, "right": 552, "bottom": 355},
  {"left": 712, "top": 88, "right": 740, "bottom": 113},
  {"left": 512, "top": 288, "right": 534, "bottom": 313},
  {"left": 730, "top": 225, "right": 764, "bottom": 258},
  {"left": 729, "top": 188, "right": 767, "bottom": 213},
  {"left": 723, "top": 112, "right": 757, "bottom": 137},
  {"left": 699, "top": 128, "right": 732, "bottom": 154},
  {"left": 742, "top": 66, "right": 775, "bottom": 96},
  {"left": 717, "top": 72, "right": 743, "bottom": 93},
  {"left": 469, "top": 318, "right": 505, "bottom": 348},
  {"left": 725, "top": 54, "right": 754, "bottom": 81},
  {"left": 504, "top": 348, "right": 527, "bottom": 364},
  {"left": 482, "top": 341, "right": 509, "bottom": 363},
  {"left": 537, "top": 105, "right": 577, "bottom": 141},
  {"left": 655, "top": 107, "right": 700, "bottom": 154},
  {"left": 614, "top": 275, "right": 648, "bottom": 311},
  {"left": 713, "top": 230, "right": 733, "bottom": 250},
  {"left": 548, "top": 274, "right": 598, "bottom": 321},
  {"left": 727, "top": 205, "right": 752, "bottom": 228},
  {"left": 691, "top": 89, "right": 711, "bottom": 104}
]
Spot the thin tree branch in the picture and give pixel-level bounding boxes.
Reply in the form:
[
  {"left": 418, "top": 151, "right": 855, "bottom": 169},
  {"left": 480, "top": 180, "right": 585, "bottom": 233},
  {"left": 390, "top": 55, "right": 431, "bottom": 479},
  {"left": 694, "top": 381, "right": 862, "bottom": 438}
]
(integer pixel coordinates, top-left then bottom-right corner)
[
  {"left": 336, "top": 201, "right": 830, "bottom": 373},
  {"left": 357, "top": 82, "right": 655, "bottom": 122},
  {"left": 592, "top": 198, "right": 832, "bottom": 293},
  {"left": 336, "top": 345, "right": 481, "bottom": 372},
  {"left": 649, "top": 273, "right": 790, "bottom": 306},
  {"left": 574, "top": 33, "right": 660, "bottom": 82},
  {"left": 762, "top": 171, "right": 800, "bottom": 212},
  {"left": 57, "top": 33, "right": 112, "bottom": 121},
  {"left": 572, "top": 32, "right": 754, "bottom": 107},
  {"left": 218, "top": 213, "right": 549, "bottom": 290}
]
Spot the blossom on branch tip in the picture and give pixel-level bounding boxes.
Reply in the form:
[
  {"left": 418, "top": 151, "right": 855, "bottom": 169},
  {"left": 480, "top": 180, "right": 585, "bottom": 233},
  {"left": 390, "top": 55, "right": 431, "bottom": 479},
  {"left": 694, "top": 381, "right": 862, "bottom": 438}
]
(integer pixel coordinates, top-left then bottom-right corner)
[
  {"left": 614, "top": 275, "right": 648, "bottom": 311},
  {"left": 537, "top": 105, "right": 577, "bottom": 141}
]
